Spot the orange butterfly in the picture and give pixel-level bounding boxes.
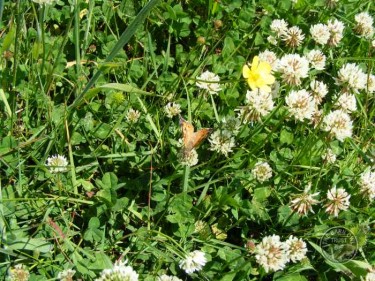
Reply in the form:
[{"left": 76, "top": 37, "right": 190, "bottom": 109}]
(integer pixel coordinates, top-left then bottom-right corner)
[{"left": 180, "top": 116, "right": 212, "bottom": 153}]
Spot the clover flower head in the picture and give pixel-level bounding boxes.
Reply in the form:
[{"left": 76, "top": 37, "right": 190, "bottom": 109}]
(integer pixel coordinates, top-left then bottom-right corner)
[
  {"left": 179, "top": 250, "right": 207, "bottom": 274},
  {"left": 196, "top": 70, "right": 221, "bottom": 94},
  {"left": 285, "top": 235, "right": 307, "bottom": 263},
  {"left": 285, "top": 89, "right": 316, "bottom": 122},
  {"left": 325, "top": 186, "right": 351, "bottom": 217},
  {"left": 359, "top": 169, "right": 375, "bottom": 201},
  {"left": 164, "top": 102, "right": 182, "bottom": 118},
  {"left": 95, "top": 260, "right": 138, "bottom": 281},
  {"left": 46, "top": 154, "right": 69, "bottom": 173},
  {"left": 282, "top": 26, "right": 305, "bottom": 47},
  {"left": 182, "top": 149, "right": 199, "bottom": 167},
  {"left": 290, "top": 183, "right": 320, "bottom": 215},
  {"left": 255, "top": 235, "right": 289, "bottom": 273},
  {"left": 277, "top": 54, "right": 309, "bottom": 86},
  {"left": 127, "top": 108, "right": 141, "bottom": 123},
  {"left": 252, "top": 161, "right": 273, "bottom": 183},
  {"left": 322, "top": 110, "right": 353, "bottom": 141},
  {"left": 8, "top": 264, "right": 30, "bottom": 281},
  {"left": 57, "top": 269, "right": 76, "bottom": 281},
  {"left": 306, "top": 49, "right": 326, "bottom": 70},
  {"left": 310, "top": 24, "right": 330, "bottom": 45},
  {"left": 209, "top": 129, "right": 235, "bottom": 156}
]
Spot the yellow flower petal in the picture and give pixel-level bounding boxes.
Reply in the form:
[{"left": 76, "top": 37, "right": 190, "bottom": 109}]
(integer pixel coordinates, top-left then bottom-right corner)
[
  {"left": 243, "top": 56, "right": 275, "bottom": 93},
  {"left": 242, "top": 64, "right": 250, "bottom": 78},
  {"left": 251, "top": 56, "right": 260, "bottom": 72}
]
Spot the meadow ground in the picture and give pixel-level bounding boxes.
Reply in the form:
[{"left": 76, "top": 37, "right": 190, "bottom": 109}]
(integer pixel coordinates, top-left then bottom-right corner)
[{"left": 0, "top": 0, "right": 374, "bottom": 280}]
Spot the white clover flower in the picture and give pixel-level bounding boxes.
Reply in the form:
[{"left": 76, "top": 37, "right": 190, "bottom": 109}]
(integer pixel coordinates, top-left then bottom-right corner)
[
  {"left": 325, "top": 186, "right": 351, "bottom": 217},
  {"left": 277, "top": 54, "right": 309, "bottom": 86},
  {"left": 239, "top": 89, "right": 274, "bottom": 123},
  {"left": 322, "top": 110, "right": 353, "bottom": 141},
  {"left": 209, "top": 129, "right": 235, "bottom": 156},
  {"left": 267, "top": 35, "right": 278, "bottom": 45},
  {"left": 179, "top": 250, "right": 207, "bottom": 274},
  {"left": 290, "top": 183, "right": 320, "bottom": 215},
  {"left": 282, "top": 26, "right": 305, "bottom": 47},
  {"left": 372, "top": 39, "right": 375, "bottom": 48},
  {"left": 366, "top": 74, "right": 375, "bottom": 93},
  {"left": 322, "top": 148, "right": 337, "bottom": 164},
  {"left": 335, "top": 92, "right": 357, "bottom": 113},
  {"left": 310, "top": 80, "right": 328, "bottom": 104},
  {"left": 306, "top": 49, "right": 326, "bottom": 70},
  {"left": 95, "top": 260, "right": 138, "bottom": 281},
  {"left": 127, "top": 108, "right": 141, "bottom": 123},
  {"left": 258, "top": 50, "right": 279, "bottom": 70},
  {"left": 57, "top": 269, "right": 76, "bottom": 281},
  {"left": 326, "top": 0, "right": 339, "bottom": 8},
  {"left": 194, "top": 220, "right": 208, "bottom": 233},
  {"left": 157, "top": 275, "right": 183, "bottom": 281},
  {"left": 366, "top": 271, "right": 375, "bottom": 281},
  {"left": 182, "top": 149, "right": 199, "bottom": 167},
  {"left": 355, "top": 12, "right": 374, "bottom": 27},
  {"left": 354, "top": 12, "right": 374, "bottom": 39},
  {"left": 336, "top": 63, "right": 367, "bottom": 91},
  {"left": 222, "top": 116, "right": 241, "bottom": 135},
  {"left": 327, "top": 19, "right": 345, "bottom": 46},
  {"left": 270, "top": 19, "right": 289, "bottom": 37},
  {"left": 310, "top": 24, "right": 330, "bottom": 45},
  {"left": 285, "top": 236, "right": 308, "bottom": 263},
  {"left": 196, "top": 70, "right": 221, "bottom": 94},
  {"left": 310, "top": 108, "right": 323, "bottom": 128},
  {"left": 164, "top": 102, "right": 181, "bottom": 118},
  {"left": 8, "top": 264, "right": 30, "bottom": 281},
  {"left": 359, "top": 170, "right": 375, "bottom": 202},
  {"left": 252, "top": 162, "right": 273, "bottom": 183},
  {"left": 285, "top": 89, "right": 316, "bottom": 122},
  {"left": 255, "top": 235, "right": 289, "bottom": 273},
  {"left": 46, "top": 154, "right": 69, "bottom": 173}
]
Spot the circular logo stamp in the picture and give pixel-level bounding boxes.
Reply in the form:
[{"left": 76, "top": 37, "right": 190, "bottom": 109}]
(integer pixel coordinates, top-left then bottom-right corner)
[{"left": 320, "top": 226, "right": 358, "bottom": 263}]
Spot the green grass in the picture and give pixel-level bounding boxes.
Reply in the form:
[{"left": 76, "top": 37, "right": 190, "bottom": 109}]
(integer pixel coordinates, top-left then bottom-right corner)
[{"left": 0, "top": 0, "right": 374, "bottom": 280}]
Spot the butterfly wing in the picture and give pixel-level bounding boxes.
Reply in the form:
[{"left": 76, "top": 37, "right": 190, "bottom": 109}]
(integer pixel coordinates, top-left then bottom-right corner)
[
  {"left": 191, "top": 128, "right": 212, "bottom": 149},
  {"left": 180, "top": 116, "right": 211, "bottom": 152},
  {"left": 180, "top": 117, "right": 195, "bottom": 151}
]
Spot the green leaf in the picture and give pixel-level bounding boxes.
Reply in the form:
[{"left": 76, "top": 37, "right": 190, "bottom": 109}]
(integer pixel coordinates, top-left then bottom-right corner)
[
  {"left": 275, "top": 274, "right": 307, "bottom": 281},
  {"left": 219, "top": 272, "right": 236, "bottom": 281},
  {"left": 344, "top": 260, "right": 372, "bottom": 278},
  {"left": 277, "top": 205, "right": 299, "bottom": 226},
  {"left": 222, "top": 36, "right": 235, "bottom": 59},
  {"left": 7, "top": 237, "right": 53, "bottom": 253},
  {"left": 101, "top": 172, "right": 118, "bottom": 189},
  {"left": 96, "top": 188, "right": 117, "bottom": 206},
  {"left": 83, "top": 83, "right": 156, "bottom": 102},
  {"left": 93, "top": 123, "right": 113, "bottom": 139},
  {"left": 0, "top": 89, "right": 12, "bottom": 117},
  {"left": 84, "top": 218, "right": 103, "bottom": 242},
  {"left": 88, "top": 217, "right": 100, "bottom": 229},
  {"left": 280, "top": 129, "right": 294, "bottom": 144},
  {"left": 1, "top": 25, "right": 16, "bottom": 53},
  {"left": 253, "top": 187, "right": 271, "bottom": 201},
  {"left": 88, "top": 252, "right": 113, "bottom": 270}
]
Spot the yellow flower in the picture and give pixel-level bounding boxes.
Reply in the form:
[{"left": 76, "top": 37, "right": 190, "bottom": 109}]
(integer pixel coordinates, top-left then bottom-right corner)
[{"left": 242, "top": 56, "right": 275, "bottom": 93}]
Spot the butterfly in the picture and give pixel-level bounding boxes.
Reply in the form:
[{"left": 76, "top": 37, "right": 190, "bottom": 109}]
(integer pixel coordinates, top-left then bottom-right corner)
[{"left": 180, "top": 116, "right": 212, "bottom": 153}]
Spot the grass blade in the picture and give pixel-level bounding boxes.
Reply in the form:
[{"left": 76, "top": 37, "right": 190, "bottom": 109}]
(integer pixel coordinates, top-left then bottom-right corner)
[{"left": 70, "top": 0, "right": 161, "bottom": 109}]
